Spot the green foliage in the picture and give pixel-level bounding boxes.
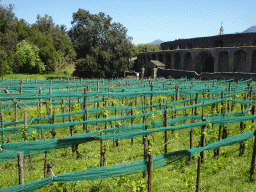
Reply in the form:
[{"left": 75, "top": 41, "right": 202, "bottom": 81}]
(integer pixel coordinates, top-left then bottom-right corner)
[
  {"left": 131, "top": 180, "right": 147, "bottom": 192},
  {"left": 16, "top": 40, "right": 45, "bottom": 73},
  {"left": 69, "top": 9, "right": 133, "bottom": 78}
]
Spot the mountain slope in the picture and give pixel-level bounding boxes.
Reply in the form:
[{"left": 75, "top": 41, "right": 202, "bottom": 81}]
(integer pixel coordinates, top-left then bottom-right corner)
[
  {"left": 148, "top": 39, "right": 164, "bottom": 45},
  {"left": 243, "top": 26, "right": 256, "bottom": 33}
]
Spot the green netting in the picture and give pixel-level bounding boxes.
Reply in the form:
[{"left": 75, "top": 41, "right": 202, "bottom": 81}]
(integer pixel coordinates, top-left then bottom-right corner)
[
  {"left": 1, "top": 78, "right": 255, "bottom": 191},
  {"left": 1, "top": 112, "right": 256, "bottom": 163},
  {"left": 0, "top": 130, "right": 254, "bottom": 192}
]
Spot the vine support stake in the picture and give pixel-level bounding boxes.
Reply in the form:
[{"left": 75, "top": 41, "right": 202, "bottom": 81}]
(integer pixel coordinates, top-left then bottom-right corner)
[
  {"left": 131, "top": 108, "right": 134, "bottom": 145},
  {"left": 143, "top": 124, "right": 148, "bottom": 178},
  {"left": 164, "top": 109, "right": 168, "bottom": 154},
  {"left": 147, "top": 152, "right": 153, "bottom": 192},
  {"left": 196, "top": 156, "right": 201, "bottom": 192},
  {"left": 1, "top": 112, "right": 4, "bottom": 145},
  {"left": 18, "top": 152, "right": 24, "bottom": 185},
  {"left": 200, "top": 117, "right": 206, "bottom": 163},
  {"left": 83, "top": 87, "right": 88, "bottom": 131}
]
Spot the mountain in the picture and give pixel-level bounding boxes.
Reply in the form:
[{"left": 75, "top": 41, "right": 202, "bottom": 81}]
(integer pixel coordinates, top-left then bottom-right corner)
[
  {"left": 148, "top": 39, "right": 164, "bottom": 45},
  {"left": 243, "top": 26, "right": 256, "bottom": 33}
]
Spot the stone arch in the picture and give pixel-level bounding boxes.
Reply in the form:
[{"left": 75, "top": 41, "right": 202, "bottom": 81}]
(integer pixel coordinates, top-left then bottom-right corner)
[
  {"left": 174, "top": 52, "right": 181, "bottom": 69},
  {"left": 147, "top": 54, "right": 150, "bottom": 63},
  {"left": 187, "top": 43, "right": 193, "bottom": 49},
  {"left": 218, "top": 51, "right": 229, "bottom": 72},
  {"left": 234, "top": 50, "right": 246, "bottom": 72},
  {"left": 213, "top": 40, "right": 224, "bottom": 47},
  {"left": 184, "top": 52, "right": 192, "bottom": 71},
  {"left": 152, "top": 54, "right": 156, "bottom": 60},
  {"left": 195, "top": 51, "right": 214, "bottom": 73},
  {"left": 251, "top": 50, "right": 256, "bottom": 73},
  {"left": 158, "top": 54, "right": 163, "bottom": 63},
  {"left": 143, "top": 55, "right": 146, "bottom": 65},
  {"left": 165, "top": 53, "right": 171, "bottom": 69}
]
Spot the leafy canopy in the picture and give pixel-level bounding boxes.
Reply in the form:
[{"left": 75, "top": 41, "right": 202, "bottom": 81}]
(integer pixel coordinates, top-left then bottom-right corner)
[
  {"left": 69, "top": 9, "right": 134, "bottom": 78},
  {"left": 16, "top": 40, "right": 45, "bottom": 73}
]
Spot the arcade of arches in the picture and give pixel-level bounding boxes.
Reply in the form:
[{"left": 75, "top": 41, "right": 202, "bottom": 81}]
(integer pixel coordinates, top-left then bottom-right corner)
[{"left": 137, "top": 47, "right": 256, "bottom": 74}]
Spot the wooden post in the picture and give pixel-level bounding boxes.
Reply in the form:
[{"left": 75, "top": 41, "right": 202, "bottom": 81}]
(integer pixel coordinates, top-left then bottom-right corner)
[
  {"left": 62, "top": 99, "right": 65, "bottom": 123},
  {"left": 188, "top": 128, "right": 194, "bottom": 165},
  {"left": 195, "top": 93, "right": 199, "bottom": 115},
  {"left": 252, "top": 102, "right": 255, "bottom": 124},
  {"left": 83, "top": 87, "right": 88, "bottom": 131},
  {"left": 200, "top": 118, "right": 207, "bottom": 163},
  {"left": 100, "top": 133, "right": 106, "bottom": 167},
  {"left": 239, "top": 111, "right": 246, "bottom": 156},
  {"left": 49, "top": 87, "right": 52, "bottom": 116},
  {"left": 18, "top": 152, "right": 24, "bottom": 185},
  {"left": 196, "top": 156, "right": 201, "bottom": 192},
  {"left": 150, "top": 84, "right": 154, "bottom": 111},
  {"left": 44, "top": 151, "right": 48, "bottom": 178},
  {"left": 1, "top": 112, "right": 4, "bottom": 144},
  {"left": 176, "top": 86, "right": 179, "bottom": 101},
  {"left": 143, "top": 124, "right": 148, "bottom": 178},
  {"left": 214, "top": 107, "right": 225, "bottom": 158},
  {"left": 69, "top": 99, "right": 75, "bottom": 156},
  {"left": 104, "top": 100, "right": 108, "bottom": 130},
  {"left": 24, "top": 113, "right": 28, "bottom": 141},
  {"left": 131, "top": 108, "right": 134, "bottom": 145},
  {"left": 38, "top": 88, "right": 44, "bottom": 139},
  {"left": 222, "top": 107, "right": 228, "bottom": 139},
  {"left": 50, "top": 108, "right": 56, "bottom": 139},
  {"left": 164, "top": 109, "right": 168, "bottom": 154},
  {"left": 147, "top": 152, "right": 153, "bottom": 192}
]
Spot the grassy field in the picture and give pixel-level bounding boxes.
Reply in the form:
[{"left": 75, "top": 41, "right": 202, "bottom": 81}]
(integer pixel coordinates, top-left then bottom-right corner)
[{"left": 0, "top": 78, "right": 256, "bottom": 191}]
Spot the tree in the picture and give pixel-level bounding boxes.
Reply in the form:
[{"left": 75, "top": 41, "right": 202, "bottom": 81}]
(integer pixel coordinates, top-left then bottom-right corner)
[
  {"left": 69, "top": 9, "right": 133, "bottom": 78},
  {"left": 0, "top": 2, "right": 19, "bottom": 75},
  {"left": 16, "top": 40, "right": 45, "bottom": 73}
]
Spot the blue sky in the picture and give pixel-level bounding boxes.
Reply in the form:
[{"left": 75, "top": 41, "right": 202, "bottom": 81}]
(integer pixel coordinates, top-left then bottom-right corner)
[{"left": 2, "top": 0, "right": 256, "bottom": 45}]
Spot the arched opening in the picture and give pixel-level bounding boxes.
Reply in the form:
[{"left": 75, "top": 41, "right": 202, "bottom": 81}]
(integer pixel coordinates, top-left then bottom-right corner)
[
  {"left": 147, "top": 54, "right": 150, "bottom": 63},
  {"left": 251, "top": 50, "right": 256, "bottom": 73},
  {"left": 187, "top": 43, "right": 193, "bottom": 49},
  {"left": 234, "top": 50, "right": 246, "bottom": 72},
  {"left": 218, "top": 51, "right": 229, "bottom": 72},
  {"left": 174, "top": 52, "right": 181, "bottom": 69},
  {"left": 152, "top": 54, "right": 156, "bottom": 60},
  {"left": 143, "top": 55, "right": 146, "bottom": 65},
  {"left": 195, "top": 52, "right": 214, "bottom": 73},
  {"left": 184, "top": 52, "right": 192, "bottom": 71},
  {"left": 202, "top": 57, "right": 214, "bottom": 72},
  {"left": 170, "top": 45, "right": 174, "bottom": 50},
  {"left": 158, "top": 54, "right": 163, "bottom": 63},
  {"left": 165, "top": 53, "right": 171, "bottom": 69},
  {"left": 178, "top": 44, "right": 181, "bottom": 49}
]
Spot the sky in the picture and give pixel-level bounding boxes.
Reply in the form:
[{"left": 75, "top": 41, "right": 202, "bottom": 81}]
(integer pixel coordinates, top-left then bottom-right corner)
[{"left": 1, "top": 0, "right": 256, "bottom": 45}]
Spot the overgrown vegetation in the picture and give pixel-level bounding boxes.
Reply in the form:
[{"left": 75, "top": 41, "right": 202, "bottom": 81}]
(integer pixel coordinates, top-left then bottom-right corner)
[{"left": 0, "top": 2, "right": 161, "bottom": 79}]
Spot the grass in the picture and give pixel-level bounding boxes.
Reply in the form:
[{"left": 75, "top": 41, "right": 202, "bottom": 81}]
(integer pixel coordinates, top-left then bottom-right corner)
[
  {"left": 2, "top": 64, "right": 76, "bottom": 80},
  {"left": 0, "top": 78, "right": 256, "bottom": 191}
]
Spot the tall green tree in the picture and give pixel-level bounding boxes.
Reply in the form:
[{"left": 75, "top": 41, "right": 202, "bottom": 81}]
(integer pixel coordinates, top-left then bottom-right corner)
[
  {"left": 69, "top": 9, "right": 133, "bottom": 78},
  {"left": 0, "top": 2, "right": 19, "bottom": 75},
  {"left": 16, "top": 40, "right": 45, "bottom": 73}
]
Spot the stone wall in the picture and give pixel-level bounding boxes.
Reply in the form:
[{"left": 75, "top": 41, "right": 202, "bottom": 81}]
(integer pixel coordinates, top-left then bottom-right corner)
[{"left": 157, "top": 68, "right": 256, "bottom": 81}]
